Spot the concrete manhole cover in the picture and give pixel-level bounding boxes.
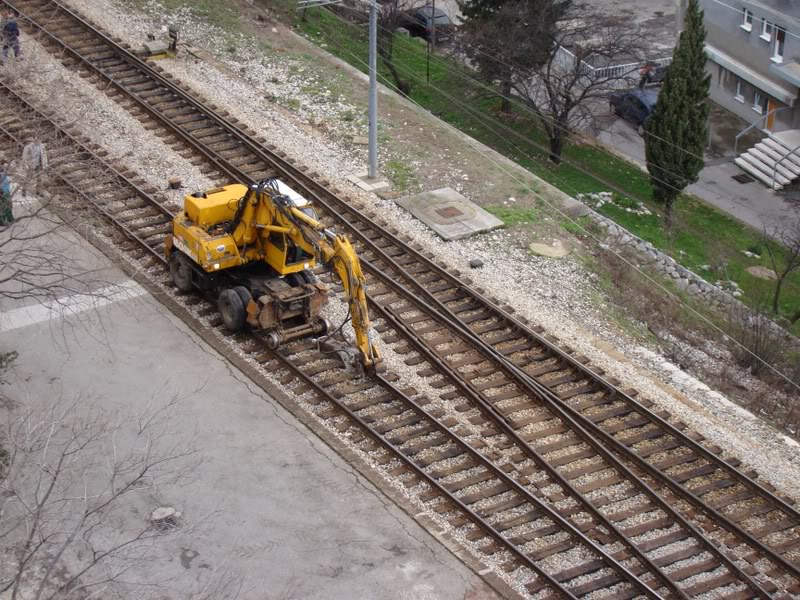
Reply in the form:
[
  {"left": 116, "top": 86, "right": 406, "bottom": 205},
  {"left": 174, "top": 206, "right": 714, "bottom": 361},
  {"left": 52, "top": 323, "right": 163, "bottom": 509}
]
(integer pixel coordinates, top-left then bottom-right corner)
[
  {"left": 435, "top": 206, "right": 465, "bottom": 218},
  {"left": 393, "top": 188, "right": 504, "bottom": 240}
]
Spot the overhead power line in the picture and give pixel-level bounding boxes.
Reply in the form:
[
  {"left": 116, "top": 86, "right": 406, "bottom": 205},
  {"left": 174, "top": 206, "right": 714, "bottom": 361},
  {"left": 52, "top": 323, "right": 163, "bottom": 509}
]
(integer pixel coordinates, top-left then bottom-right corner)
[{"left": 306, "top": 9, "right": 800, "bottom": 389}]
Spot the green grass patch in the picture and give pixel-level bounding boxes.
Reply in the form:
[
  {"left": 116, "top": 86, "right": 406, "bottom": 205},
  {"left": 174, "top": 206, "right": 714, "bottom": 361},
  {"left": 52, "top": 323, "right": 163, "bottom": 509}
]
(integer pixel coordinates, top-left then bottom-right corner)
[
  {"left": 385, "top": 159, "right": 417, "bottom": 192},
  {"left": 485, "top": 205, "right": 538, "bottom": 227},
  {"left": 560, "top": 216, "right": 593, "bottom": 235}
]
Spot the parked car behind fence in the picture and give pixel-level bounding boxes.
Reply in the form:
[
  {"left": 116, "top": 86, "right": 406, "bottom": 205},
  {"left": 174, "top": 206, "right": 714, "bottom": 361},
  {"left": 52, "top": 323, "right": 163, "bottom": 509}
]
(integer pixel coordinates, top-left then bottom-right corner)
[
  {"left": 400, "top": 6, "right": 454, "bottom": 42},
  {"left": 609, "top": 89, "right": 660, "bottom": 135}
]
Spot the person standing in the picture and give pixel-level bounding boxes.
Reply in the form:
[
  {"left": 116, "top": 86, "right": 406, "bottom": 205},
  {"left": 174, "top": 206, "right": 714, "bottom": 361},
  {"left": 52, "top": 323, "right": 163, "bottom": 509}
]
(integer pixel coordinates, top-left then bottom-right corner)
[
  {"left": 21, "top": 139, "right": 48, "bottom": 197},
  {"left": 0, "top": 161, "right": 12, "bottom": 225},
  {"left": 1, "top": 11, "right": 21, "bottom": 64}
]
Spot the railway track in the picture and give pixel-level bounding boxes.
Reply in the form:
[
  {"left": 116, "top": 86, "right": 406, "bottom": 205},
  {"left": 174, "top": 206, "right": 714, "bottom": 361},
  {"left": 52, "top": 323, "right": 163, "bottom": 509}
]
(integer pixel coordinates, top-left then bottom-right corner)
[
  {"left": 0, "top": 82, "right": 681, "bottom": 599},
  {"left": 4, "top": 0, "right": 800, "bottom": 597}
]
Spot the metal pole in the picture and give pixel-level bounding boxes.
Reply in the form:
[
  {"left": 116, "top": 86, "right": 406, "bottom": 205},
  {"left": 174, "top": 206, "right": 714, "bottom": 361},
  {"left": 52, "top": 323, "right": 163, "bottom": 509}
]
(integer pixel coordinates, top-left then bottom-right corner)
[
  {"left": 368, "top": 1, "right": 378, "bottom": 179},
  {"left": 426, "top": 0, "right": 431, "bottom": 83},
  {"left": 431, "top": 0, "right": 436, "bottom": 53}
]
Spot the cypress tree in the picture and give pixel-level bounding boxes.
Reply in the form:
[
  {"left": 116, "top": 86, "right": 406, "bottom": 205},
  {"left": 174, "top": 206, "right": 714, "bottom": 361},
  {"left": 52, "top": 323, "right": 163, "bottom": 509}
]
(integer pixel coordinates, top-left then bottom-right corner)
[{"left": 644, "top": 0, "right": 710, "bottom": 234}]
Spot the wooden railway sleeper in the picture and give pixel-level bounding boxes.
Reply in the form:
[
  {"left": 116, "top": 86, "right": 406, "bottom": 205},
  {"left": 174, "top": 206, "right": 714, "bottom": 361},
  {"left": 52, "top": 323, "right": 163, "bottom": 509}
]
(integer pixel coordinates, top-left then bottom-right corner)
[{"left": 9, "top": 2, "right": 792, "bottom": 592}]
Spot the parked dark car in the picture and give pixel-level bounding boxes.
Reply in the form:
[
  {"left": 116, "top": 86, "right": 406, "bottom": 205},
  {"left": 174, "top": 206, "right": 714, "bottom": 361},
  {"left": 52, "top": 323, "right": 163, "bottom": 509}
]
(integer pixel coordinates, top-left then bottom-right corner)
[
  {"left": 400, "top": 6, "right": 454, "bottom": 42},
  {"left": 609, "top": 89, "right": 659, "bottom": 135}
]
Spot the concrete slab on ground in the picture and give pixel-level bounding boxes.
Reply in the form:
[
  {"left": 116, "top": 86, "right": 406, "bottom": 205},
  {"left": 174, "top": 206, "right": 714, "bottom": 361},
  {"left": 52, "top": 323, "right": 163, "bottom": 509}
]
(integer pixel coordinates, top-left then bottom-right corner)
[
  {"left": 0, "top": 210, "right": 498, "bottom": 599},
  {"left": 394, "top": 187, "right": 504, "bottom": 240},
  {"left": 346, "top": 171, "right": 391, "bottom": 193}
]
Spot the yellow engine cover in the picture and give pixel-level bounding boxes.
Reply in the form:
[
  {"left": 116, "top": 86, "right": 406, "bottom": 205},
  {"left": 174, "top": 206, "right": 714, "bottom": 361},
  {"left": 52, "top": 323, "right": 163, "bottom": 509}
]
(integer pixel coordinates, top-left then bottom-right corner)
[{"left": 184, "top": 184, "right": 248, "bottom": 228}]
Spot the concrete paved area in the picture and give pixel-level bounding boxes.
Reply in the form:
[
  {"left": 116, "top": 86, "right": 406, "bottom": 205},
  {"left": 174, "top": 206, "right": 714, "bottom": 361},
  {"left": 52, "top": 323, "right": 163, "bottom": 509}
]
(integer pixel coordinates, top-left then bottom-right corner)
[
  {"left": 591, "top": 0, "right": 677, "bottom": 53},
  {"left": 395, "top": 187, "right": 504, "bottom": 240},
  {"left": 596, "top": 113, "right": 799, "bottom": 231},
  {"left": 0, "top": 211, "right": 498, "bottom": 599}
]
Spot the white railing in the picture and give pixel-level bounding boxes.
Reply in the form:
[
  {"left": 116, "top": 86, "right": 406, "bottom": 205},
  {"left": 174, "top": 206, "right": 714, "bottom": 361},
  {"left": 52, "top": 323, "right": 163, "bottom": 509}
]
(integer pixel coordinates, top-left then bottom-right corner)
[
  {"left": 594, "top": 57, "right": 672, "bottom": 79},
  {"left": 554, "top": 46, "right": 672, "bottom": 82}
]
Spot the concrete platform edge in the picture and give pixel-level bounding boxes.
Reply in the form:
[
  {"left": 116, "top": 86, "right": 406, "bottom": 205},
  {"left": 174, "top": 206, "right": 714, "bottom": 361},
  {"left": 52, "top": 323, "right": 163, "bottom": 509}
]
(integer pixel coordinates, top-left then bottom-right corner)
[{"left": 72, "top": 221, "right": 525, "bottom": 600}]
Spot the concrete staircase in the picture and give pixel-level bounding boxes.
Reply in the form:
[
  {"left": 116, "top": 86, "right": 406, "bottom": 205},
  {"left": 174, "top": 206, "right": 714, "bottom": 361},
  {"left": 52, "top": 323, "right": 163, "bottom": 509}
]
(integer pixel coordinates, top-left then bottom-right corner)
[{"left": 735, "top": 129, "right": 800, "bottom": 190}]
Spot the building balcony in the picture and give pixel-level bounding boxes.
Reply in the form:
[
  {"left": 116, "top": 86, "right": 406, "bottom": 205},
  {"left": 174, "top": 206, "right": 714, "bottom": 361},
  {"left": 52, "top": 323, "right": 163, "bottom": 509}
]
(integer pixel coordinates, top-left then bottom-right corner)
[
  {"left": 705, "top": 43, "right": 797, "bottom": 105},
  {"left": 770, "top": 60, "right": 800, "bottom": 88}
]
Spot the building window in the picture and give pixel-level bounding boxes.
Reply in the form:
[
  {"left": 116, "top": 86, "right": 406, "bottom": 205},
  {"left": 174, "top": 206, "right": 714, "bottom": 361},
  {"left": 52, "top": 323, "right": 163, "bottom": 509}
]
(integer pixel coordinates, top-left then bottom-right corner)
[
  {"left": 761, "top": 18, "right": 772, "bottom": 41},
  {"left": 735, "top": 80, "right": 744, "bottom": 102},
  {"left": 741, "top": 8, "right": 753, "bottom": 31},
  {"left": 753, "top": 92, "right": 764, "bottom": 113},
  {"left": 772, "top": 26, "right": 786, "bottom": 62}
]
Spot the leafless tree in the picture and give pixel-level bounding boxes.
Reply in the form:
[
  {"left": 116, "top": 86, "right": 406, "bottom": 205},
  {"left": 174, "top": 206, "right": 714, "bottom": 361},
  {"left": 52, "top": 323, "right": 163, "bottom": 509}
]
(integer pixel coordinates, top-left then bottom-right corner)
[
  {"left": 0, "top": 393, "right": 242, "bottom": 600},
  {"left": 0, "top": 92, "right": 135, "bottom": 331},
  {"left": 763, "top": 215, "right": 800, "bottom": 319},
  {"left": 457, "top": 0, "right": 571, "bottom": 113},
  {"left": 727, "top": 292, "right": 789, "bottom": 377},
  {"left": 377, "top": 0, "right": 419, "bottom": 96},
  {"left": 510, "top": 8, "right": 646, "bottom": 163}
]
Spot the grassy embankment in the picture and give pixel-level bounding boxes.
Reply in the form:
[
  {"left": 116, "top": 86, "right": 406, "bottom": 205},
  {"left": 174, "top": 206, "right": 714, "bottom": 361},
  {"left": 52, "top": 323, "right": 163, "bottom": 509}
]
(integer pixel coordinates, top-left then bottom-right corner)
[{"left": 294, "top": 8, "right": 800, "bottom": 332}]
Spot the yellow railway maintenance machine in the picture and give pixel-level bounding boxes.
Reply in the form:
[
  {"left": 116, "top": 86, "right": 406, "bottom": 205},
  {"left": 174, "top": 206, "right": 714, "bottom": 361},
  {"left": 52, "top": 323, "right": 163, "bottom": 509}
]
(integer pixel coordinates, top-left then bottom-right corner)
[{"left": 165, "top": 177, "right": 381, "bottom": 373}]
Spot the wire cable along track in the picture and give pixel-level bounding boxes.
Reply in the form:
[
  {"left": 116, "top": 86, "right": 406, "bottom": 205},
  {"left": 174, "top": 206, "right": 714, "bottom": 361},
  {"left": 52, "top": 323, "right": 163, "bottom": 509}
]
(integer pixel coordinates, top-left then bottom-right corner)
[
  {"left": 0, "top": 83, "right": 673, "bottom": 600},
  {"left": 4, "top": 1, "right": 800, "bottom": 597}
]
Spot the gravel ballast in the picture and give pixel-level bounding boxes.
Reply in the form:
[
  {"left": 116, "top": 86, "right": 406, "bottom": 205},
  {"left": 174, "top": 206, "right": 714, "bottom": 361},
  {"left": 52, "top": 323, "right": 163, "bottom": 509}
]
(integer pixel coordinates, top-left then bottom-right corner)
[{"left": 35, "top": 0, "right": 800, "bottom": 572}]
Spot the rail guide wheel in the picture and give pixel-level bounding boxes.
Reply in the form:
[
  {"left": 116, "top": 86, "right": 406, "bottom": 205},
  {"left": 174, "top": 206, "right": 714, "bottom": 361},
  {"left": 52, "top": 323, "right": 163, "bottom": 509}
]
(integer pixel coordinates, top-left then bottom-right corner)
[{"left": 265, "top": 332, "right": 281, "bottom": 350}]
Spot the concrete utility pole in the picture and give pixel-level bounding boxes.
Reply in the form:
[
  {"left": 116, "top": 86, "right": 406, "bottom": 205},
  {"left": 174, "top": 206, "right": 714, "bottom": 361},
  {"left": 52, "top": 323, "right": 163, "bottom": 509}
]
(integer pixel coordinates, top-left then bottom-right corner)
[
  {"left": 368, "top": 0, "right": 379, "bottom": 179},
  {"left": 675, "top": 0, "right": 688, "bottom": 35},
  {"left": 431, "top": 0, "right": 436, "bottom": 52}
]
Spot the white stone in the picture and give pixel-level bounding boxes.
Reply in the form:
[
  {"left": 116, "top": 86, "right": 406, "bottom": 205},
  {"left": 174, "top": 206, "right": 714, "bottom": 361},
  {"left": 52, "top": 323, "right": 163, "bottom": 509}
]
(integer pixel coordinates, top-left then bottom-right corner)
[{"left": 783, "top": 435, "right": 800, "bottom": 448}]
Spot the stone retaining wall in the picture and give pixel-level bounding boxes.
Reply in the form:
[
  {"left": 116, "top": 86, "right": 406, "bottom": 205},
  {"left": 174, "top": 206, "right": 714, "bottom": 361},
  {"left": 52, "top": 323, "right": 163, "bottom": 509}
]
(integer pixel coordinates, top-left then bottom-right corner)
[{"left": 586, "top": 212, "right": 800, "bottom": 351}]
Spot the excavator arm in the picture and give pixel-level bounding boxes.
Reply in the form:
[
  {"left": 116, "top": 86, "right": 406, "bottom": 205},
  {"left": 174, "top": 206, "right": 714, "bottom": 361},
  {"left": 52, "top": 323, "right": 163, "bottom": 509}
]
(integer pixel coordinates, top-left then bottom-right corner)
[
  {"left": 317, "top": 232, "right": 380, "bottom": 372},
  {"left": 269, "top": 188, "right": 381, "bottom": 373}
]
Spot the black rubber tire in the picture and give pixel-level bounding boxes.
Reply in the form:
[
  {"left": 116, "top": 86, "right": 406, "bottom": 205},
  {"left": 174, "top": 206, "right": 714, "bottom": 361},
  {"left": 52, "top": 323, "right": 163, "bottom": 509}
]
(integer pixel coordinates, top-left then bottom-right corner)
[
  {"left": 232, "top": 286, "right": 252, "bottom": 311},
  {"left": 218, "top": 288, "right": 246, "bottom": 332},
  {"left": 286, "top": 273, "right": 304, "bottom": 288},
  {"left": 169, "top": 251, "right": 194, "bottom": 292}
]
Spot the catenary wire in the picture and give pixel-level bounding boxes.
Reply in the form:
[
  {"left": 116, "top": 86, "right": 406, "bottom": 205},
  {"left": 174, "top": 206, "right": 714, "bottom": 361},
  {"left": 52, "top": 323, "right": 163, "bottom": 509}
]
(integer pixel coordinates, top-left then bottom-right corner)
[
  {"left": 308, "top": 12, "right": 800, "bottom": 391},
  {"left": 358, "top": 9, "right": 794, "bottom": 230},
  {"left": 312, "top": 8, "right": 800, "bottom": 305},
  {"left": 314, "top": 9, "right": 800, "bottom": 299}
]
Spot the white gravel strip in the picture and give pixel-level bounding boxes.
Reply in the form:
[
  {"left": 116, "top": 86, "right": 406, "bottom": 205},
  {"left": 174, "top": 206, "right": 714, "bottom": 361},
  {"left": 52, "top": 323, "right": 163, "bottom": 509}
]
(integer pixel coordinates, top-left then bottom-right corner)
[{"left": 8, "top": 40, "right": 213, "bottom": 205}]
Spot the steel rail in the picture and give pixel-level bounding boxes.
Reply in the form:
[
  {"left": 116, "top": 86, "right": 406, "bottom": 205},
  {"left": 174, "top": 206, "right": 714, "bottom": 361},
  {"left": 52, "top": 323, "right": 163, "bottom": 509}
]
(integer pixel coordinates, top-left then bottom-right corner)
[
  {"left": 351, "top": 249, "right": 773, "bottom": 598},
  {"left": 6, "top": 0, "right": 799, "bottom": 592},
  {"left": 8, "top": 1, "right": 799, "bottom": 539},
  {"left": 0, "top": 80, "right": 173, "bottom": 266},
  {"left": 363, "top": 257, "right": 793, "bottom": 594},
  {"left": 270, "top": 346, "right": 652, "bottom": 599},
  {"left": 0, "top": 77, "right": 658, "bottom": 600}
]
